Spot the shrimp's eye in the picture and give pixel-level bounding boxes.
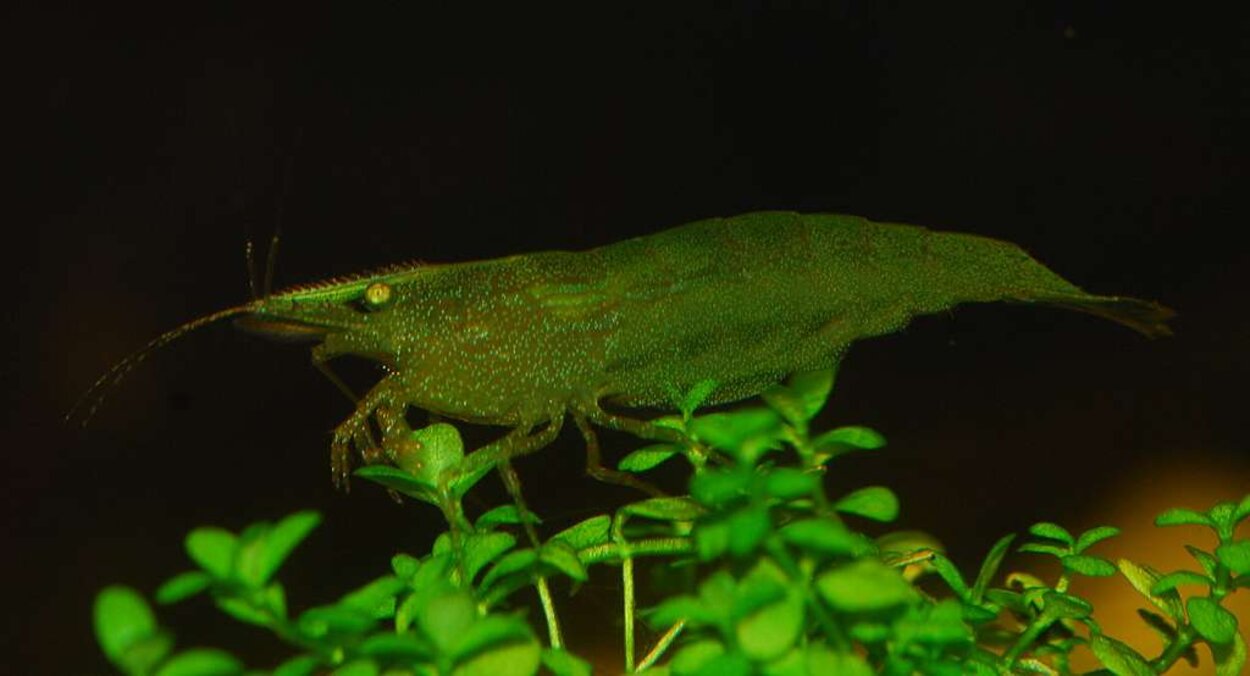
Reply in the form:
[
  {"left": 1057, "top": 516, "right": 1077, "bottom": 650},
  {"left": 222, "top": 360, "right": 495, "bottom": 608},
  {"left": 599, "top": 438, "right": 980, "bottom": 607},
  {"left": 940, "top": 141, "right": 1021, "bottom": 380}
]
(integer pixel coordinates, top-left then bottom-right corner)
[{"left": 363, "top": 282, "right": 394, "bottom": 310}]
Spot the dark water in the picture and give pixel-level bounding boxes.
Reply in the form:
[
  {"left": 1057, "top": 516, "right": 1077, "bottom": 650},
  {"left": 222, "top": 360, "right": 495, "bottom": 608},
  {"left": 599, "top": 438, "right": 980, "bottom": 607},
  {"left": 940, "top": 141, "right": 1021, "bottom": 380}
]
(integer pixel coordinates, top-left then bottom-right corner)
[{"left": 9, "top": 4, "right": 1247, "bottom": 672}]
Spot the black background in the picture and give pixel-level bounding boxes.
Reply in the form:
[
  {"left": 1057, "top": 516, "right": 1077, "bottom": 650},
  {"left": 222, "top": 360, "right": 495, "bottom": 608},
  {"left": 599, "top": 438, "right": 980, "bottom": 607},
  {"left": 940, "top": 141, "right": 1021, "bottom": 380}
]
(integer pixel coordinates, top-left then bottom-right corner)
[{"left": 9, "top": 3, "right": 1249, "bottom": 672}]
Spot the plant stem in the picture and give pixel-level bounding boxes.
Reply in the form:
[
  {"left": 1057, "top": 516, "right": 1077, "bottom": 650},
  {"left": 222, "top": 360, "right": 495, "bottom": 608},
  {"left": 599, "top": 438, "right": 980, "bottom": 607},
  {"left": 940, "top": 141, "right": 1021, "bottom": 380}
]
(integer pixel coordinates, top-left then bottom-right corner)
[
  {"left": 536, "top": 576, "right": 563, "bottom": 649},
  {"left": 1152, "top": 625, "right": 1196, "bottom": 672},
  {"left": 636, "top": 620, "right": 686, "bottom": 672},
  {"left": 623, "top": 551, "right": 636, "bottom": 672},
  {"left": 578, "top": 537, "right": 692, "bottom": 566},
  {"left": 1002, "top": 617, "right": 1052, "bottom": 667}
]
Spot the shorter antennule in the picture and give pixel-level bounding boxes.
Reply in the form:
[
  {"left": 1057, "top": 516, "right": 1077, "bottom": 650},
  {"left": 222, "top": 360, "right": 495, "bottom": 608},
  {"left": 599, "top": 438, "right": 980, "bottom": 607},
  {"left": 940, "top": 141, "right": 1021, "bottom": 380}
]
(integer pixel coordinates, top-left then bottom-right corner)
[{"left": 65, "top": 303, "right": 256, "bottom": 427}]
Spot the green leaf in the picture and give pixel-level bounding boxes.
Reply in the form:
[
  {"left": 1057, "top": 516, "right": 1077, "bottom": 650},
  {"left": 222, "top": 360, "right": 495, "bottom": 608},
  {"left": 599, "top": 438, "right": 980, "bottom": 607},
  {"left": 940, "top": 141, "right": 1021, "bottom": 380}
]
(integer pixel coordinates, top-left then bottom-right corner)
[
  {"left": 272, "top": 655, "right": 320, "bottom": 676},
  {"left": 1040, "top": 591, "right": 1093, "bottom": 621},
  {"left": 833, "top": 486, "right": 899, "bottom": 522},
  {"left": 1216, "top": 540, "right": 1250, "bottom": 575},
  {"left": 803, "top": 646, "right": 873, "bottom": 676},
  {"left": 623, "top": 497, "right": 705, "bottom": 522},
  {"left": 394, "top": 423, "right": 465, "bottom": 482},
  {"left": 1189, "top": 596, "right": 1239, "bottom": 644},
  {"left": 778, "top": 518, "right": 872, "bottom": 557},
  {"left": 1210, "top": 501, "right": 1238, "bottom": 537},
  {"left": 694, "top": 518, "right": 730, "bottom": 561},
  {"left": 451, "top": 614, "right": 535, "bottom": 662},
  {"left": 928, "top": 554, "right": 970, "bottom": 600},
  {"left": 811, "top": 426, "right": 885, "bottom": 458},
  {"left": 1075, "top": 526, "right": 1120, "bottom": 553},
  {"left": 464, "top": 532, "right": 518, "bottom": 583},
  {"left": 1187, "top": 545, "right": 1219, "bottom": 577},
  {"left": 763, "top": 468, "right": 819, "bottom": 500},
  {"left": 1027, "top": 522, "right": 1074, "bottom": 546},
  {"left": 156, "top": 571, "right": 211, "bottom": 604},
  {"left": 256, "top": 511, "right": 321, "bottom": 584},
  {"left": 339, "top": 576, "right": 404, "bottom": 619},
  {"left": 648, "top": 594, "right": 715, "bottom": 629},
  {"left": 816, "top": 559, "right": 916, "bottom": 611},
  {"left": 332, "top": 660, "right": 379, "bottom": 676},
  {"left": 971, "top": 534, "right": 1016, "bottom": 603},
  {"left": 355, "top": 465, "right": 435, "bottom": 500},
  {"left": 94, "top": 586, "right": 162, "bottom": 666},
  {"left": 392, "top": 553, "right": 421, "bottom": 581},
  {"left": 1137, "top": 608, "right": 1178, "bottom": 640},
  {"left": 668, "top": 639, "right": 725, "bottom": 675},
  {"left": 1156, "top": 508, "right": 1214, "bottom": 528},
  {"left": 894, "top": 599, "right": 971, "bottom": 647},
  {"left": 265, "top": 583, "right": 287, "bottom": 620},
  {"left": 154, "top": 649, "right": 244, "bottom": 676},
  {"left": 1063, "top": 554, "right": 1118, "bottom": 577},
  {"left": 541, "top": 648, "right": 591, "bottom": 676},
  {"left": 619, "top": 444, "right": 682, "bottom": 473},
  {"left": 232, "top": 523, "right": 272, "bottom": 588},
  {"left": 735, "top": 585, "right": 804, "bottom": 662},
  {"left": 1151, "top": 570, "right": 1211, "bottom": 595},
  {"left": 1090, "top": 632, "right": 1153, "bottom": 676},
  {"left": 1213, "top": 629, "right": 1247, "bottom": 676},
  {"left": 185, "top": 528, "right": 238, "bottom": 578},
  {"left": 763, "top": 369, "right": 834, "bottom": 430},
  {"left": 215, "top": 596, "right": 271, "bottom": 627},
  {"left": 550, "top": 515, "right": 611, "bottom": 550},
  {"left": 1235, "top": 494, "right": 1250, "bottom": 524},
  {"left": 727, "top": 505, "right": 771, "bottom": 557},
  {"left": 451, "top": 462, "right": 495, "bottom": 499},
  {"left": 358, "top": 633, "right": 433, "bottom": 661},
  {"left": 452, "top": 636, "right": 541, "bottom": 676},
  {"left": 1019, "top": 543, "right": 1068, "bottom": 558},
  {"left": 1117, "top": 559, "right": 1185, "bottom": 622},
  {"left": 475, "top": 505, "right": 541, "bottom": 530},
  {"left": 540, "top": 540, "right": 588, "bottom": 582},
  {"left": 480, "top": 549, "right": 539, "bottom": 592},
  {"left": 689, "top": 469, "right": 751, "bottom": 508},
  {"left": 689, "top": 408, "right": 784, "bottom": 463},
  {"left": 678, "top": 379, "right": 719, "bottom": 418},
  {"left": 786, "top": 368, "right": 835, "bottom": 419},
  {"left": 297, "top": 604, "right": 376, "bottom": 638},
  {"left": 417, "top": 590, "right": 478, "bottom": 653}
]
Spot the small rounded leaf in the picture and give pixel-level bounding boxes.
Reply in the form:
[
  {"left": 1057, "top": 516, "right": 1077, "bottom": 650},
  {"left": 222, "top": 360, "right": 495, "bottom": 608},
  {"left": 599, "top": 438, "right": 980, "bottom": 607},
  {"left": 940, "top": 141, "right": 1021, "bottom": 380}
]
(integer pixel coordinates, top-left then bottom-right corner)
[
  {"left": 540, "top": 540, "right": 588, "bottom": 582},
  {"left": 452, "top": 637, "right": 541, "bottom": 676},
  {"left": 1027, "top": 522, "right": 1074, "bottom": 545},
  {"left": 1090, "top": 632, "right": 1153, "bottom": 676},
  {"left": 1063, "top": 555, "right": 1118, "bottom": 577},
  {"left": 817, "top": 559, "right": 916, "bottom": 611},
  {"left": 153, "top": 649, "right": 244, "bottom": 676},
  {"left": 833, "top": 486, "right": 899, "bottom": 522},
  {"left": 736, "top": 587, "right": 804, "bottom": 662},
  {"left": 541, "top": 648, "right": 591, "bottom": 676},
  {"left": 257, "top": 511, "right": 321, "bottom": 584},
  {"left": 550, "top": 515, "right": 611, "bottom": 550},
  {"left": 156, "top": 571, "right": 212, "bottom": 605},
  {"left": 727, "top": 505, "right": 772, "bottom": 557},
  {"left": 623, "top": 497, "right": 705, "bottom": 522},
  {"left": 185, "top": 528, "right": 238, "bottom": 578},
  {"left": 94, "top": 586, "right": 160, "bottom": 664},
  {"left": 1216, "top": 540, "right": 1250, "bottom": 575},
  {"left": 418, "top": 591, "right": 478, "bottom": 653},
  {"left": 618, "top": 444, "right": 681, "bottom": 473},
  {"left": 779, "top": 518, "right": 872, "bottom": 557},
  {"left": 1189, "top": 596, "right": 1239, "bottom": 644},
  {"left": 1156, "top": 508, "right": 1214, "bottom": 529},
  {"left": 764, "top": 468, "right": 820, "bottom": 500}
]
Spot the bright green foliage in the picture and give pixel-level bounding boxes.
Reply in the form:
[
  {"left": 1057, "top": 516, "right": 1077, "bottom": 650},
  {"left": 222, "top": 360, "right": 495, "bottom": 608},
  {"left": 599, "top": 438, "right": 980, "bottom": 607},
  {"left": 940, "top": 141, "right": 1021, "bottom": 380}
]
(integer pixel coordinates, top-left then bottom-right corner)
[{"left": 94, "top": 368, "right": 1244, "bottom": 675}]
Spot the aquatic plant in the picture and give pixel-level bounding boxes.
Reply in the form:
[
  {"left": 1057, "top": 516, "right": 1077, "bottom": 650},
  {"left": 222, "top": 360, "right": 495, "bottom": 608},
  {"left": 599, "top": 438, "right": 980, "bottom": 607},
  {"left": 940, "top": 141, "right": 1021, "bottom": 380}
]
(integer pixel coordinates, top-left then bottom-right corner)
[{"left": 93, "top": 370, "right": 1248, "bottom": 675}]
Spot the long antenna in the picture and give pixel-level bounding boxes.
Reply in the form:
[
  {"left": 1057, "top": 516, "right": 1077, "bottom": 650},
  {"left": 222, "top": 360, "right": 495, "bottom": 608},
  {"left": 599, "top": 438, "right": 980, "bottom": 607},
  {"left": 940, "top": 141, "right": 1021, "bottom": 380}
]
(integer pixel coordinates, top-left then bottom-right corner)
[{"left": 65, "top": 303, "right": 255, "bottom": 427}]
